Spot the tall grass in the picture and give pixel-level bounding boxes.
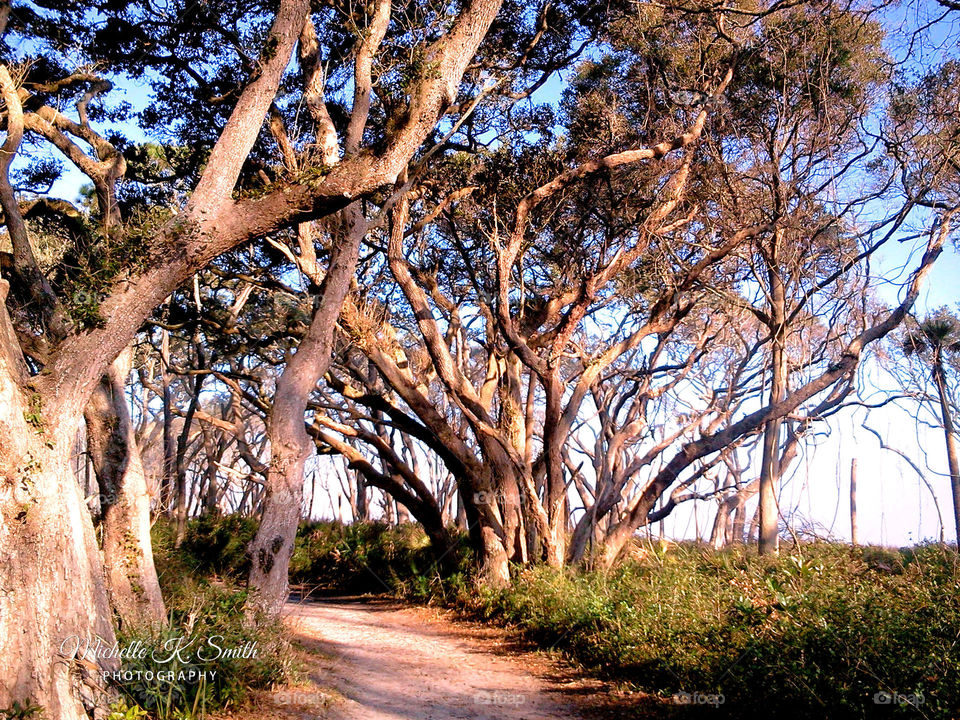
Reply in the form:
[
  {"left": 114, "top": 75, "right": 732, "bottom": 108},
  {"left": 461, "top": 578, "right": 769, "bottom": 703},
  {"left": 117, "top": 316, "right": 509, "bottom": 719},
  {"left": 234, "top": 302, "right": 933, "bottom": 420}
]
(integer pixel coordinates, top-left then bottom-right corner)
[
  {"left": 468, "top": 542, "right": 960, "bottom": 718},
  {"left": 107, "top": 520, "right": 301, "bottom": 720}
]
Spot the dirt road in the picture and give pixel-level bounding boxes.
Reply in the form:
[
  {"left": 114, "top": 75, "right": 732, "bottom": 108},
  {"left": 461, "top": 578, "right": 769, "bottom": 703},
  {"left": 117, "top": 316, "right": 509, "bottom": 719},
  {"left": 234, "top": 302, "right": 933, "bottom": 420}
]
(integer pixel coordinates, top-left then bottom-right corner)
[{"left": 285, "top": 599, "right": 585, "bottom": 720}]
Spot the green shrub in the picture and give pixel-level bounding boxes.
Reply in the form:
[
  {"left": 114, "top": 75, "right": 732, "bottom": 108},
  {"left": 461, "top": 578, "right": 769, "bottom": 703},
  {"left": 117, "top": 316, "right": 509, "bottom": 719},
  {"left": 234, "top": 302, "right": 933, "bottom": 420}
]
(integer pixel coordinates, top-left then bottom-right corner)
[
  {"left": 290, "top": 520, "right": 471, "bottom": 600},
  {"left": 462, "top": 542, "right": 960, "bottom": 719},
  {"left": 155, "top": 516, "right": 472, "bottom": 600},
  {"left": 152, "top": 515, "right": 258, "bottom": 581},
  {"left": 107, "top": 700, "right": 149, "bottom": 720},
  {"left": 104, "top": 520, "right": 301, "bottom": 719},
  {"left": 0, "top": 701, "right": 45, "bottom": 720},
  {"left": 113, "top": 580, "right": 296, "bottom": 720}
]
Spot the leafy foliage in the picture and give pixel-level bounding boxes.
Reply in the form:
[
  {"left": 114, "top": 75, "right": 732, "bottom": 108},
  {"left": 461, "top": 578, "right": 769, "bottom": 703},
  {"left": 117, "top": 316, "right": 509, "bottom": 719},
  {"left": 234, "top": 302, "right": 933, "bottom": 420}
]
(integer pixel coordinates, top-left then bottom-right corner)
[{"left": 466, "top": 543, "right": 960, "bottom": 718}]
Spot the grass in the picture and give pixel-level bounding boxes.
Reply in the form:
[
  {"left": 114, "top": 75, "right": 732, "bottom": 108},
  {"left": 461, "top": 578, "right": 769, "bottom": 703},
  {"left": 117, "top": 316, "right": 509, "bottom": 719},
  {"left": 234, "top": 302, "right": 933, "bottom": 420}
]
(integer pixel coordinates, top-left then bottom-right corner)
[
  {"left": 104, "top": 520, "right": 302, "bottom": 720},
  {"left": 463, "top": 541, "right": 960, "bottom": 719}
]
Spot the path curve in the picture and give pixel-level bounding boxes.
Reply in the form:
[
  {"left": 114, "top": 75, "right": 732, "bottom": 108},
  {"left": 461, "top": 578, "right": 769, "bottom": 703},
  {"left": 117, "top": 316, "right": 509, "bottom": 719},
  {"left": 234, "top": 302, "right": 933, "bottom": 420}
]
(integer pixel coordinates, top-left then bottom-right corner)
[{"left": 285, "top": 599, "right": 583, "bottom": 720}]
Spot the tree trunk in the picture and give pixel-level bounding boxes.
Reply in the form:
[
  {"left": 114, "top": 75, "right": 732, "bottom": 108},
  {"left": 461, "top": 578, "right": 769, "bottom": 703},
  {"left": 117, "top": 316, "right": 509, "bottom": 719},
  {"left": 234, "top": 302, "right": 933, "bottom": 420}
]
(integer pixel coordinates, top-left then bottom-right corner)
[
  {"left": 477, "top": 526, "right": 510, "bottom": 587},
  {"left": 709, "top": 499, "right": 729, "bottom": 550},
  {"left": 849, "top": 458, "right": 858, "bottom": 546},
  {"left": 0, "top": 279, "right": 119, "bottom": 718},
  {"left": 356, "top": 469, "right": 368, "bottom": 521},
  {"left": 541, "top": 371, "right": 567, "bottom": 566},
  {"left": 247, "top": 438, "right": 308, "bottom": 615},
  {"left": 174, "top": 355, "right": 204, "bottom": 545},
  {"left": 759, "top": 257, "right": 787, "bottom": 556},
  {"left": 247, "top": 206, "right": 365, "bottom": 616},
  {"left": 933, "top": 352, "right": 960, "bottom": 544},
  {"left": 84, "top": 349, "right": 166, "bottom": 629},
  {"left": 159, "top": 327, "right": 176, "bottom": 518}
]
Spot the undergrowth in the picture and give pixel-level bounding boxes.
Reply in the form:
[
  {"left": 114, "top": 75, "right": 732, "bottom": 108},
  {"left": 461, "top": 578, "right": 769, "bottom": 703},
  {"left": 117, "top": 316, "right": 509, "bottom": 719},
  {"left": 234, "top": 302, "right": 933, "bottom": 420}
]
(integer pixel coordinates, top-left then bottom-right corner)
[
  {"left": 464, "top": 542, "right": 960, "bottom": 719},
  {"left": 102, "top": 520, "right": 301, "bottom": 720},
  {"left": 146, "top": 516, "right": 960, "bottom": 718}
]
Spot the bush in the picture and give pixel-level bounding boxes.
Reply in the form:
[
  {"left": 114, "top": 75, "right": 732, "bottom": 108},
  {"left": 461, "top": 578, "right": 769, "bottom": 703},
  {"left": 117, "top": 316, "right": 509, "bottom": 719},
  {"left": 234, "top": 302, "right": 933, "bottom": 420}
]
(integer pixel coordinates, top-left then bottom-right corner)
[
  {"left": 154, "top": 516, "right": 473, "bottom": 597},
  {"left": 153, "top": 515, "right": 258, "bottom": 581},
  {"left": 462, "top": 542, "right": 960, "bottom": 719},
  {"left": 114, "top": 581, "right": 298, "bottom": 720},
  {"left": 103, "top": 519, "right": 300, "bottom": 720},
  {"left": 290, "top": 520, "right": 472, "bottom": 601}
]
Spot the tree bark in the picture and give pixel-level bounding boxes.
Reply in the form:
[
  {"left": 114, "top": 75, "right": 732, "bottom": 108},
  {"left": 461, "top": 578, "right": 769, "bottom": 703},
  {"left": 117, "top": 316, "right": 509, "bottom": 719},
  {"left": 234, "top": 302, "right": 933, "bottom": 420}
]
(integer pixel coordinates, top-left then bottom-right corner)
[
  {"left": 1, "top": 282, "right": 118, "bottom": 718},
  {"left": 84, "top": 349, "right": 166, "bottom": 629},
  {"left": 933, "top": 350, "right": 960, "bottom": 544},
  {"left": 759, "top": 243, "right": 788, "bottom": 556},
  {"left": 247, "top": 207, "right": 366, "bottom": 615}
]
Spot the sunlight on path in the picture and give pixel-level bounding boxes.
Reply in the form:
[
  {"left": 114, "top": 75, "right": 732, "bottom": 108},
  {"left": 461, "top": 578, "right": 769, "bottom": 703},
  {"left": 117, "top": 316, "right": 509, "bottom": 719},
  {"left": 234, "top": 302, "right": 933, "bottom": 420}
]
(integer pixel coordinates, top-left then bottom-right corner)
[{"left": 285, "top": 600, "right": 583, "bottom": 720}]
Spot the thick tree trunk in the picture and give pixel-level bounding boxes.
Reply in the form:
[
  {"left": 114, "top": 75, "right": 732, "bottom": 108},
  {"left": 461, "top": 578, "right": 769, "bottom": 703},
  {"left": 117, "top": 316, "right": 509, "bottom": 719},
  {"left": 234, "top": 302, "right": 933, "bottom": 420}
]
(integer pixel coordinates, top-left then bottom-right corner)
[
  {"left": 567, "top": 506, "right": 595, "bottom": 565},
  {"left": 459, "top": 486, "right": 510, "bottom": 585},
  {"left": 84, "top": 350, "right": 166, "bottom": 629},
  {"left": 709, "top": 499, "right": 729, "bottom": 550},
  {"left": 595, "top": 522, "right": 633, "bottom": 569},
  {"left": 0, "top": 445, "right": 120, "bottom": 720},
  {"left": 1, "top": 422, "right": 118, "bottom": 716},
  {"left": 500, "top": 355, "right": 527, "bottom": 563},
  {"left": 247, "top": 438, "right": 308, "bottom": 615},
  {"left": 478, "top": 525, "right": 511, "bottom": 587},
  {"left": 0, "top": 280, "right": 116, "bottom": 718}
]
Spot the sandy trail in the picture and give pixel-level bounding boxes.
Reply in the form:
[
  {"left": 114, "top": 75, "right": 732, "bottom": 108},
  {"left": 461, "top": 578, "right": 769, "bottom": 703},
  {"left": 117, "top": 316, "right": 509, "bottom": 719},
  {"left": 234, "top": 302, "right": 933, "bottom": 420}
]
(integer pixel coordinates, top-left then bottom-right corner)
[{"left": 285, "top": 599, "right": 584, "bottom": 720}]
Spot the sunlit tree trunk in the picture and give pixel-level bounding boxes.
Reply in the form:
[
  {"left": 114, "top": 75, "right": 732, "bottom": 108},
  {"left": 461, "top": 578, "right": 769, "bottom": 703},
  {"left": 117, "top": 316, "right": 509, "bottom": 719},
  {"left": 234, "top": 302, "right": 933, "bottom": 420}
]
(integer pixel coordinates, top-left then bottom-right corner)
[
  {"left": 759, "top": 242, "right": 788, "bottom": 556},
  {"left": 0, "top": 283, "right": 118, "bottom": 718},
  {"left": 84, "top": 349, "right": 166, "bottom": 629},
  {"left": 247, "top": 208, "right": 365, "bottom": 615}
]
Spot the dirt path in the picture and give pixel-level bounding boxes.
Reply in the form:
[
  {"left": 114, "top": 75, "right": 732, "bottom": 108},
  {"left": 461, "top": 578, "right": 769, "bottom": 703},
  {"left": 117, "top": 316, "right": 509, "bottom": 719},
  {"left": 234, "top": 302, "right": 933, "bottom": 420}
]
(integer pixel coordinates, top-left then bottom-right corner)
[{"left": 284, "top": 599, "right": 585, "bottom": 720}]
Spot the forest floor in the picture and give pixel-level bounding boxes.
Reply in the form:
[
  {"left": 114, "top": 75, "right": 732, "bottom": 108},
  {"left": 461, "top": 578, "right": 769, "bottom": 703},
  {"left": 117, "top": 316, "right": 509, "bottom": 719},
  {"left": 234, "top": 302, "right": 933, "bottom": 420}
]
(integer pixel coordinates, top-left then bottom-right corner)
[{"left": 236, "top": 596, "right": 672, "bottom": 720}]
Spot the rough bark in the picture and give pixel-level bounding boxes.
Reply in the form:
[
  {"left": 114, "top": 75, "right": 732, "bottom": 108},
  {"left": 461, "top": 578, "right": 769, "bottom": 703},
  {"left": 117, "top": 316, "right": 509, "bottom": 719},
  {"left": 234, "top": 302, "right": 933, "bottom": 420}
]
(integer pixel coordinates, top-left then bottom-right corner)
[
  {"left": 246, "top": 206, "right": 366, "bottom": 615},
  {"left": 84, "top": 349, "right": 166, "bottom": 629},
  {"left": 1, "top": 284, "right": 118, "bottom": 717}
]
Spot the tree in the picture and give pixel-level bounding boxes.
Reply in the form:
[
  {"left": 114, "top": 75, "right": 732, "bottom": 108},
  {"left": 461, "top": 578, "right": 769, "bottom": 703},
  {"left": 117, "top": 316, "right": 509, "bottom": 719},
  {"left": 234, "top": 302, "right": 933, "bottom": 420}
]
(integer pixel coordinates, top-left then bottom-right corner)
[{"left": 902, "top": 309, "right": 960, "bottom": 543}]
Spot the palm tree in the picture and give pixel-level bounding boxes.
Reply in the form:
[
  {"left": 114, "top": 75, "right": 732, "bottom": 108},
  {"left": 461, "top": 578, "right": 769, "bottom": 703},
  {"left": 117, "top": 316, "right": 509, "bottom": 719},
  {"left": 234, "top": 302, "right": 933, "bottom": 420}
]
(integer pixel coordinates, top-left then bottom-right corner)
[{"left": 903, "top": 310, "right": 960, "bottom": 545}]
